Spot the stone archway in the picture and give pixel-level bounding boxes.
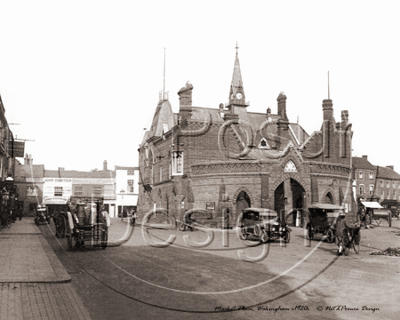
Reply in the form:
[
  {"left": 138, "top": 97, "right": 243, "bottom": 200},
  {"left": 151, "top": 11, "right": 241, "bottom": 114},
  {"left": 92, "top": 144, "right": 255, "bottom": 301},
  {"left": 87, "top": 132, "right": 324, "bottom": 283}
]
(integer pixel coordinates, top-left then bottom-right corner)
[
  {"left": 274, "top": 178, "right": 306, "bottom": 227},
  {"left": 232, "top": 187, "right": 256, "bottom": 221}
]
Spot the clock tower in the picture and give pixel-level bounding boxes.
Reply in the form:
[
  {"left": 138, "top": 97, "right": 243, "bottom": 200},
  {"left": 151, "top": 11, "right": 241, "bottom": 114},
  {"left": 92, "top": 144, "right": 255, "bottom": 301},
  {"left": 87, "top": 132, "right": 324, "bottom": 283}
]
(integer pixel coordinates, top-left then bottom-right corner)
[{"left": 226, "top": 43, "right": 247, "bottom": 115}]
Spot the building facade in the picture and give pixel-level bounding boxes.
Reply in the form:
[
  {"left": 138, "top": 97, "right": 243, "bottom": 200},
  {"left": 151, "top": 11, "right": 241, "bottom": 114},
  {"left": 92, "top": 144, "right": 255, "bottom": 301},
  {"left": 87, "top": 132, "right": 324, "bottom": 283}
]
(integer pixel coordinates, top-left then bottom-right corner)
[
  {"left": 14, "top": 155, "right": 45, "bottom": 214},
  {"left": 115, "top": 166, "right": 139, "bottom": 217},
  {"left": 352, "top": 156, "right": 377, "bottom": 200},
  {"left": 137, "top": 48, "right": 355, "bottom": 226},
  {"left": 0, "top": 94, "right": 16, "bottom": 180}
]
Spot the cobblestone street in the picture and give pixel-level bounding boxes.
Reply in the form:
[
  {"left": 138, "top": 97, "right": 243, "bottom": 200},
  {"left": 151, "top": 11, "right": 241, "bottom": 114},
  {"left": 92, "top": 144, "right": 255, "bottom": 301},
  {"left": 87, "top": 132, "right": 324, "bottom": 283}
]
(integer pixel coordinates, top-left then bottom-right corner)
[{"left": 41, "top": 217, "right": 400, "bottom": 320}]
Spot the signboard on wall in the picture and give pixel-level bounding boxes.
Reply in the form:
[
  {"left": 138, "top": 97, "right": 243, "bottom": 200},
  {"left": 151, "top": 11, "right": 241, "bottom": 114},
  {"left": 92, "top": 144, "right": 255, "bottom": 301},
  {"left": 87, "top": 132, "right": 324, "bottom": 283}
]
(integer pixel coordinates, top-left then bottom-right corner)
[
  {"left": 12, "top": 141, "right": 25, "bottom": 158},
  {"left": 206, "top": 202, "right": 215, "bottom": 210}
]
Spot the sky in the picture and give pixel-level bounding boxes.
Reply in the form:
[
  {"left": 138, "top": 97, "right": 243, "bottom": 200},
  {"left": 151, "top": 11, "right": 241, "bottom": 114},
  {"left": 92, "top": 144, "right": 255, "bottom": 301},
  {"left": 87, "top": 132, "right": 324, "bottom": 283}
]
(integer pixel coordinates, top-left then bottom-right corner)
[{"left": 0, "top": 0, "right": 399, "bottom": 171}]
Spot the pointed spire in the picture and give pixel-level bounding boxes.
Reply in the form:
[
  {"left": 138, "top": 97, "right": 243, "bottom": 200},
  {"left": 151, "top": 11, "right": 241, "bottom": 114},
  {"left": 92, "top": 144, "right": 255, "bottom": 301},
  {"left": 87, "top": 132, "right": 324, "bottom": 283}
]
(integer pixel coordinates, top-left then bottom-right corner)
[{"left": 228, "top": 42, "right": 246, "bottom": 106}]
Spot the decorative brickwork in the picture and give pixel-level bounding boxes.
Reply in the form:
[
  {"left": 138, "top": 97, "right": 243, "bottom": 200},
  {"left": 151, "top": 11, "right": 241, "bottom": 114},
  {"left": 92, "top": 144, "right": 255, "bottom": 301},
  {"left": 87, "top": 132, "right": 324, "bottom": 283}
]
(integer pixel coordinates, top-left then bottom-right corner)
[{"left": 191, "top": 162, "right": 260, "bottom": 175}]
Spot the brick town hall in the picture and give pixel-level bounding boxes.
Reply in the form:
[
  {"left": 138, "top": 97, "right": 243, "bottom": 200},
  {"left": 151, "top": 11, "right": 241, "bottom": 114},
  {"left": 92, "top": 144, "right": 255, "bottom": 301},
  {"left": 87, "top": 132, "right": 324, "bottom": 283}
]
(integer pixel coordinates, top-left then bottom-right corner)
[{"left": 137, "top": 47, "right": 354, "bottom": 226}]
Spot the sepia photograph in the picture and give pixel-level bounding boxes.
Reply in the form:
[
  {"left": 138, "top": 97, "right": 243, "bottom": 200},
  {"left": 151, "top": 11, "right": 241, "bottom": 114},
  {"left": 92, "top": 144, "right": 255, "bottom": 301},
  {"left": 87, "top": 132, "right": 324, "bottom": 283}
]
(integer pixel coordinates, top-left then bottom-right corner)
[{"left": 0, "top": 1, "right": 398, "bottom": 319}]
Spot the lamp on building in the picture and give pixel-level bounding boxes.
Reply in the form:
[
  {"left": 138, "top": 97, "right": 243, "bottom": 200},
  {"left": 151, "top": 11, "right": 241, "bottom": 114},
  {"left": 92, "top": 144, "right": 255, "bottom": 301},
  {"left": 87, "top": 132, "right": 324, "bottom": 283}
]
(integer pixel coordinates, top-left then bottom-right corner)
[{"left": 120, "top": 189, "right": 125, "bottom": 221}]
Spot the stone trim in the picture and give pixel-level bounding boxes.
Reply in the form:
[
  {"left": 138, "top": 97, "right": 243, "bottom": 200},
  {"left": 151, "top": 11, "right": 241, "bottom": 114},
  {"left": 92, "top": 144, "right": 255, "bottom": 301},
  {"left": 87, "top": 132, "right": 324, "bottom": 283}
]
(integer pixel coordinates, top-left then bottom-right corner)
[
  {"left": 271, "top": 173, "right": 310, "bottom": 193},
  {"left": 232, "top": 186, "right": 256, "bottom": 206}
]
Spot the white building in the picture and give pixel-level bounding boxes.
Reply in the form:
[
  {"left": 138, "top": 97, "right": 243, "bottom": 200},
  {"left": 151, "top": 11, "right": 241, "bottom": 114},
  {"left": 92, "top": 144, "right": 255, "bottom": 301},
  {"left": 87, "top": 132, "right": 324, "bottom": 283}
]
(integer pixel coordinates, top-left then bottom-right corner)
[{"left": 115, "top": 166, "right": 139, "bottom": 217}]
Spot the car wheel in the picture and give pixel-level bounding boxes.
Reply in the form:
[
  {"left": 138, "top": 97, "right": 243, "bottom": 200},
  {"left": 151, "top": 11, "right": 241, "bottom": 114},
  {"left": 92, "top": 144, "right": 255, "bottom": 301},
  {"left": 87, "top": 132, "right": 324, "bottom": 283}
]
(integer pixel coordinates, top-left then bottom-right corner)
[
  {"left": 239, "top": 228, "right": 247, "bottom": 240},
  {"left": 284, "top": 231, "right": 291, "bottom": 243},
  {"left": 260, "top": 230, "right": 269, "bottom": 243}
]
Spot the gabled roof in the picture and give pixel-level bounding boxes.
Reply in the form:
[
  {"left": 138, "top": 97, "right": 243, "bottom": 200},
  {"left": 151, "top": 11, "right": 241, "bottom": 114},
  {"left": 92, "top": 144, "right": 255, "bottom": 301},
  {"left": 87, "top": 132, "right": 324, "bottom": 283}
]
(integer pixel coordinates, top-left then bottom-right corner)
[
  {"left": 352, "top": 157, "right": 376, "bottom": 170},
  {"left": 376, "top": 166, "right": 400, "bottom": 180},
  {"left": 44, "top": 170, "right": 115, "bottom": 179},
  {"left": 15, "top": 163, "right": 45, "bottom": 180}
]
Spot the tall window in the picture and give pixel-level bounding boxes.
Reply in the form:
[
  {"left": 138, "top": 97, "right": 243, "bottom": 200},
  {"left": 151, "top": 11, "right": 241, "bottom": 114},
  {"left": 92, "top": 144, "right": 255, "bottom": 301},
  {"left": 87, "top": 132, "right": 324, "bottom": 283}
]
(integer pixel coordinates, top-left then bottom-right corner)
[
  {"left": 387, "top": 190, "right": 391, "bottom": 199},
  {"left": 160, "top": 166, "right": 163, "bottom": 182},
  {"left": 75, "top": 186, "right": 83, "bottom": 196},
  {"left": 169, "top": 162, "right": 172, "bottom": 179},
  {"left": 359, "top": 184, "right": 365, "bottom": 195},
  {"left": 387, "top": 181, "right": 390, "bottom": 188},
  {"left": 369, "top": 185, "right": 374, "bottom": 196},
  {"left": 393, "top": 181, "right": 396, "bottom": 188},
  {"left": 127, "top": 180, "right": 134, "bottom": 193},
  {"left": 359, "top": 171, "right": 364, "bottom": 179},
  {"left": 172, "top": 151, "right": 183, "bottom": 175},
  {"left": 380, "top": 180, "right": 383, "bottom": 187},
  {"left": 54, "top": 187, "right": 63, "bottom": 196},
  {"left": 393, "top": 191, "right": 397, "bottom": 200}
]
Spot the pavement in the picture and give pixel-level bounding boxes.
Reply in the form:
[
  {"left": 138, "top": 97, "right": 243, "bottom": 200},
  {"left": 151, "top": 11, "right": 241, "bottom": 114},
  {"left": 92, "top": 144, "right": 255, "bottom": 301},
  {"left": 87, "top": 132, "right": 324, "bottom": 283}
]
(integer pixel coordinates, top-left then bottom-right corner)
[{"left": 0, "top": 218, "right": 92, "bottom": 320}]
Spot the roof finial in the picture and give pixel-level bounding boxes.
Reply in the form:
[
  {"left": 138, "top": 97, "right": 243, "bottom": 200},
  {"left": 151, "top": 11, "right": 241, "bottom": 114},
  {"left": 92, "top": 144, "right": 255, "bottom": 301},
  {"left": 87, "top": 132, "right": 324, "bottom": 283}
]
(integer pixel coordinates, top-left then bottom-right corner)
[
  {"left": 235, "top": 42, "right": 239, "bottom": 55},
  {"left": 328, "top": 71, "right": 330, "bottom": 99}
]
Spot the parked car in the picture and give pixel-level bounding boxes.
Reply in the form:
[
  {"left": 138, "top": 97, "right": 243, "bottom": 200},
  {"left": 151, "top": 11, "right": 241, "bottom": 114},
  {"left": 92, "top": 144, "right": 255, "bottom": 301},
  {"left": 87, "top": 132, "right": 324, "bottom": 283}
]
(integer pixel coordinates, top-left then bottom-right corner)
[{"left": 238, "top": 208, "right": 291, "bottom": 243}]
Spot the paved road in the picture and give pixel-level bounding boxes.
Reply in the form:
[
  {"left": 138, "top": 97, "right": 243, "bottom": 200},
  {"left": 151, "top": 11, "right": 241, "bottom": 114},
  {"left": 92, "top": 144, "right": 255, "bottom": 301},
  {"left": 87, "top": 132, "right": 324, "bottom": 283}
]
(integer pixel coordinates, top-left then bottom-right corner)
[{"left": 40, "top": 218, "right": 400, "bottom": 320}]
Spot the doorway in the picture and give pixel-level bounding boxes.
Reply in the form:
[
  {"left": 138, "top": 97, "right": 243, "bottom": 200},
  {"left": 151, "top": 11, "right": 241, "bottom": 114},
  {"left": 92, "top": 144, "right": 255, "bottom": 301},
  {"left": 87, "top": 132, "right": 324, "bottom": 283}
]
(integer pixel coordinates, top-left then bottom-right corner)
[{"left": 274, "top": 178, "right": 305, "bottom": 226}]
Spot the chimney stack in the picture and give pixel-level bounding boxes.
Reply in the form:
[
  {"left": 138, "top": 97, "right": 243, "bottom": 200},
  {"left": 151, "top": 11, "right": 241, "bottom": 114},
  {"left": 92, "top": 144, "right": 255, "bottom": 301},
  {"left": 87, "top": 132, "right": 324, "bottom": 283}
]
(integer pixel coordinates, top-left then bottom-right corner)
[
  {"left": 322, "top": 99, "right": 333, "bottom": 121},
  {"left": 103, "top": 160, "right": 108, "bottom": 171},
  {"left": 387, "top": 165, "right": 394, "bottom": 170},
  {"left": 362, "top": 155, "right": 368, "bottom": 159},
  {"left": 277, "top": 92, "right": 288, "bottom": 121},
  {"left": 178, "top": 81, "right": 193, "bottom": 107}
]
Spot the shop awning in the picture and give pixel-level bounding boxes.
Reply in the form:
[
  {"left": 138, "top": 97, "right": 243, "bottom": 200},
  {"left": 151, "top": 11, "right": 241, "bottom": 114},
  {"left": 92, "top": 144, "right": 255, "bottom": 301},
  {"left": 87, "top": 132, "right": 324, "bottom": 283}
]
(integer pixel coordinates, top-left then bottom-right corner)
[
  {"left": 361, "top": 201, "right": 383, "bottom": 209},
  {"left": 309, "top": 203, "right": 344, "bottom": 210}
]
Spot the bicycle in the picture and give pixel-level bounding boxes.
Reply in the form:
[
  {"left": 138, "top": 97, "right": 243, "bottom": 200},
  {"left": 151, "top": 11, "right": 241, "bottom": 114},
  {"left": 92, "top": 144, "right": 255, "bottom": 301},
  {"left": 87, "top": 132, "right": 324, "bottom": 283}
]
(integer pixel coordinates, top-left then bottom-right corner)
[{"left": 343, "top": 227, "right": 361, "bottom": 256}]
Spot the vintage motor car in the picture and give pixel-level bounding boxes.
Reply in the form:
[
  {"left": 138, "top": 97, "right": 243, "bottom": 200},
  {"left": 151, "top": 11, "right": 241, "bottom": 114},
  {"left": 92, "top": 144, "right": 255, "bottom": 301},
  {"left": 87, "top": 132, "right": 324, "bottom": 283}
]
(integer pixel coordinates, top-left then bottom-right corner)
[
  {"left": 35, "top": 204, "right": 51, "bottom": 226},
  {"left": 238, "top": 208, "right": 291, "bottom": 243},
  {"left": 305, "top": 203, "right": 344, "bottom": 242}
]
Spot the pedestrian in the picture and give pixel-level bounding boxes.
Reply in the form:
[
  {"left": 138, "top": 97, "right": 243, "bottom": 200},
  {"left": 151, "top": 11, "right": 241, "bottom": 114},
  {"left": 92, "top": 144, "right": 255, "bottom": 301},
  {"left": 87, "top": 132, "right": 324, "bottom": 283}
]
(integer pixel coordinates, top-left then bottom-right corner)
[
  {"left": 101, "top": 205, "right": 111, "bottom": 227},
  {"left": 183, "top": 212, "right": 194, "bottom": 231},
  {"left": 333, "top": 210, "right": 349, "bottom": 255}
]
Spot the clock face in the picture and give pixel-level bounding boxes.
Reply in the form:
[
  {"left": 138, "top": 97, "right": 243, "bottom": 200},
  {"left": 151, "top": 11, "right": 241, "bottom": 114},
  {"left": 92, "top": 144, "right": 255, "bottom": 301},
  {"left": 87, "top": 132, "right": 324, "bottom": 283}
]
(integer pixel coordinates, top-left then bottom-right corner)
[{"left": 236, "top": 93, "right": 242, "bottom": 99}]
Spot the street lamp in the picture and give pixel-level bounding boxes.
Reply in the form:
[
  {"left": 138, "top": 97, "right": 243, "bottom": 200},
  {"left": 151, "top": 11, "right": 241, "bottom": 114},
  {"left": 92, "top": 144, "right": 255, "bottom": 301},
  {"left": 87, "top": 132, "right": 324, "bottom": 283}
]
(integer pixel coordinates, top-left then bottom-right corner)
[{"left": 120, "top": 189, "right": 125, "bottom": 221}]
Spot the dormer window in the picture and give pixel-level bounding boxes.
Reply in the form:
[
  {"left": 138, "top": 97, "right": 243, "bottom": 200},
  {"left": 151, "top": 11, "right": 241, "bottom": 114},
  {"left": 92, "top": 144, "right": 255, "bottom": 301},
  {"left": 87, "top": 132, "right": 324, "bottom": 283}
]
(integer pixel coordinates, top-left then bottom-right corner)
[{"left": 259, "top": 138, "right": 269, "bottom": 149}]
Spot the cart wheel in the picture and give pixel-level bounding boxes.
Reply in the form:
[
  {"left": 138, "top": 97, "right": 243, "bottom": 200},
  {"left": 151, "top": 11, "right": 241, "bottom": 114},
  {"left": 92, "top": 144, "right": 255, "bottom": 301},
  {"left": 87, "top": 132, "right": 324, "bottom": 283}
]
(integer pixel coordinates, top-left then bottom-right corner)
[
  {"left": 260, "top": 230, "right": 269, "bottom": 243},
  {"left": 239, "top": 228, "right": 248, "bottom": 240},
  {"left": 344, "top": 245, "right": 350, "bottom": 256},
  {"left": 306, "top": 226, "right": 313, "bottom": 240},
  {"left": 326, "top": 229, "right": 334, "bottom": 243},
  {"left": 67, "top": 229, "right": 73, "bottom": 251},
  {"left": 283, "top": 231, "right": 291, "bottom": 243}
]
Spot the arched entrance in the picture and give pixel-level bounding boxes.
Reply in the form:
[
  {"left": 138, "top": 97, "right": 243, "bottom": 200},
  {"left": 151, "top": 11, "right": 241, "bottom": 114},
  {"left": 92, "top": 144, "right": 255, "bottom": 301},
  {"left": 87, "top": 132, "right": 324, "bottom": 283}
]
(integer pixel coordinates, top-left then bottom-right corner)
[
  {"left": 236, "top": 191, "right": 251, "bottom": 215},
  {"left": 274, "top": 178, "right": 305, "bottom": 227}
]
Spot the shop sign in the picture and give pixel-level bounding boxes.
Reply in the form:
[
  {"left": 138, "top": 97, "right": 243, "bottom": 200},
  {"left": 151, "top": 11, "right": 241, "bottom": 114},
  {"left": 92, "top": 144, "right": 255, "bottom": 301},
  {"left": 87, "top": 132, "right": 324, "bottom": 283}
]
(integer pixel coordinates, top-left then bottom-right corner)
[{"left": 206, "top": 202, "right": 215, "bottom": 210}]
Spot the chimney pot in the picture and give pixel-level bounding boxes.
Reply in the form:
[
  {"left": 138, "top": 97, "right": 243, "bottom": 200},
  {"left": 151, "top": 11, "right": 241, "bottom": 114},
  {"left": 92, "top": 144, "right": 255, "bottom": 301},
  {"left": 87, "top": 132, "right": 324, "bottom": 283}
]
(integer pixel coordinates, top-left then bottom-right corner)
[
  {"left": 103, "top": 160, "right": 107, "bottom": 171},
  {"left": 362, "top": 155, "right": 368, "bottom": 159}
]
